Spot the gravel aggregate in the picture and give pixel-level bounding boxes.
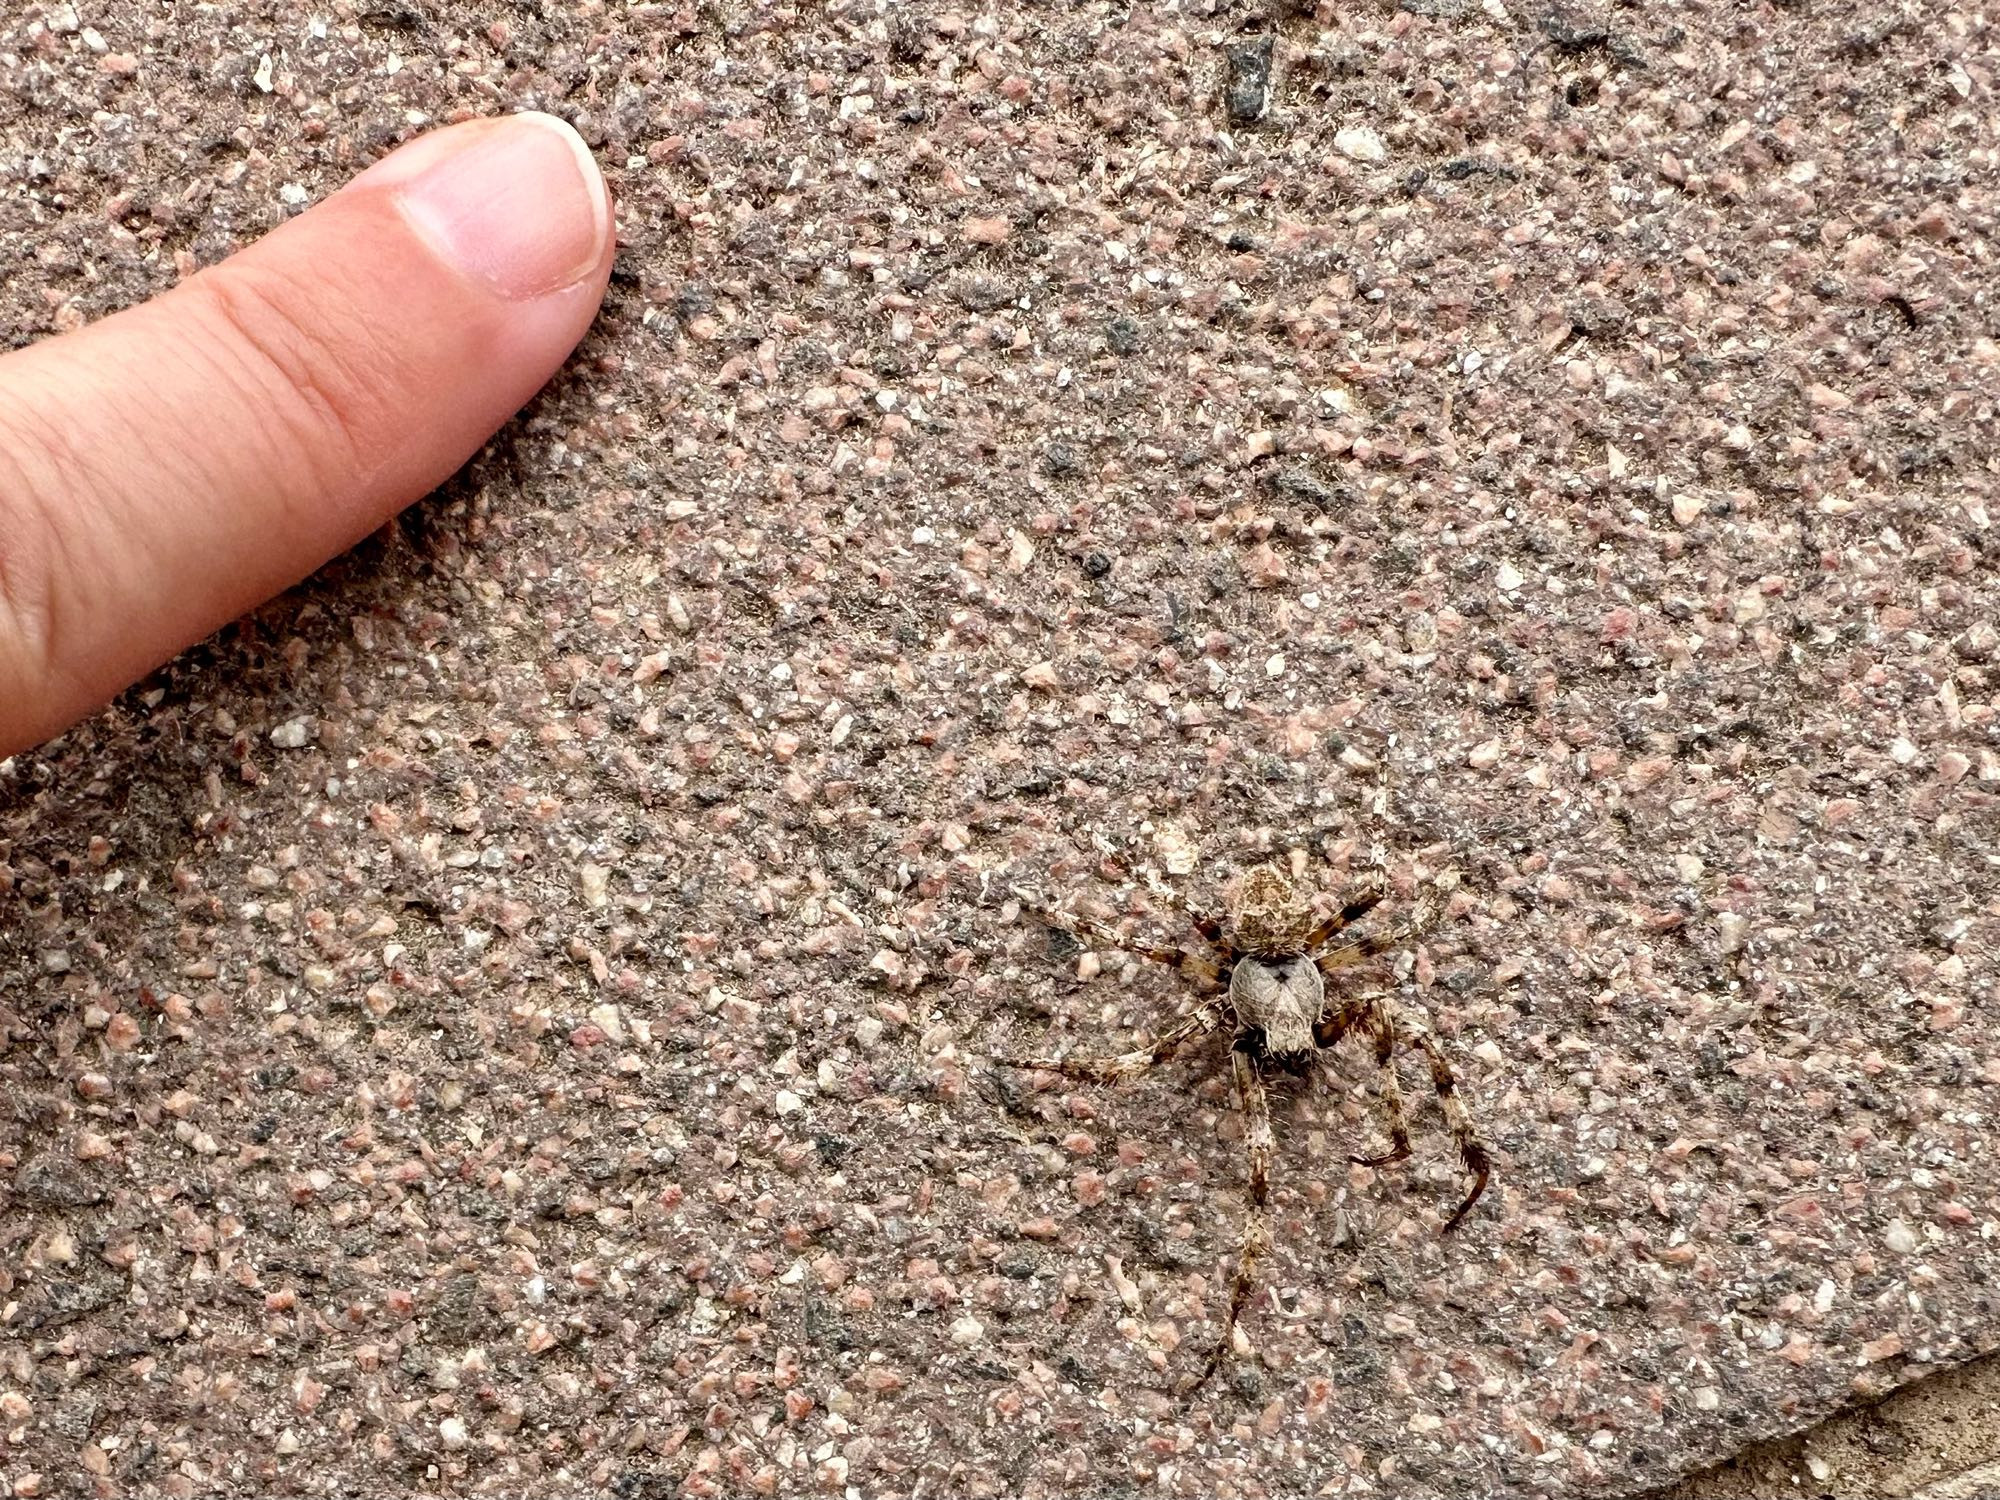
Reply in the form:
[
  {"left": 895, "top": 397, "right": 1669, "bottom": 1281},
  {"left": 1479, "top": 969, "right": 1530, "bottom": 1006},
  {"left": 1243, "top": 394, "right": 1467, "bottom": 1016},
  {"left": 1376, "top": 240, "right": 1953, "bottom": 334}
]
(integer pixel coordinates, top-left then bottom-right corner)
[{"left": 2, "top": 2, "right": 1997, "bottom": 1496}]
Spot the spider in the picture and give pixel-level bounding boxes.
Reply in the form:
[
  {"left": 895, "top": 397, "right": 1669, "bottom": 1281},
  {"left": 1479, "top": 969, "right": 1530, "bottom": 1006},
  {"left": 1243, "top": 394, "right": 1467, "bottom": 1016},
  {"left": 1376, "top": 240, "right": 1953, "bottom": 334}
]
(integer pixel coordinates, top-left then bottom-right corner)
[{"left": 992, "top": 858, "right": 1491, "bottom": 1391}]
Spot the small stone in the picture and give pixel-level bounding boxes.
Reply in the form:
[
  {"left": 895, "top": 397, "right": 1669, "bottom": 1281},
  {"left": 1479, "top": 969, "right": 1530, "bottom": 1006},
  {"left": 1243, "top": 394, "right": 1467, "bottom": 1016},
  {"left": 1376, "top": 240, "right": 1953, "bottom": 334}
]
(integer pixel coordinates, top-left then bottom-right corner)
[
  {"left": 1467, "top": 738, "right": 1505, "bottom": 770},
  {"left": 1335, "top": 125, "right": 1387, "bottom": 164},
  {"left": 1671, "top": 493, "right": 1704, "bottom": 525},
  {"left": 1223, "top": 36, "right": 1274, "bottom": 125},
  {"left": 1860, "top": 1332, "right": 1904, "bottom": 1363},
  {"left": 1242, "top": 542, "right": 1287, "bottom": 588},
  {"left": 949, "top": 1315, "right": 985, "bottom": 1346},
  {"left": 775, "top": 1090, "right": 805, "bottom": 1115},
  {"left": 1154, "top": 825, "right": 1199, "bottom": 877},
  {"left": 270, "top": 717, "right": 314, "bottom": 749},
  {"left": 1884, "top": 1218, "right": 1917, "bottom": 1254},
  {"left": 1495, "top": 561, "right": 1524, "bottom": 591},
  {"left": 1628, "top": 756, "right": 1674, "bottom": 789},
  {"left": 963, "top": 215, "right": 1011, "bottom": 245},
  {"left": 1954, "top": 621, "right": 1998, "bottom": 661},
  {"left": 1021, "top": 661, "right": 1060, "bottom": 690},
  {"left": 439, "top": 1416, "right": 468, "bottom": 1451}
]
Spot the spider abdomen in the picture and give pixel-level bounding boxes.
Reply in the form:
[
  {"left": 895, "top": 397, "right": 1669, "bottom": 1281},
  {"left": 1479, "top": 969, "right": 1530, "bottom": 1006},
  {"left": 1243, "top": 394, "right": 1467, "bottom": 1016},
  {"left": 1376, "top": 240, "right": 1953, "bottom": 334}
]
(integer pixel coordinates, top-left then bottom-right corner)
[{"left": 1229, "top": 955, "right": 1324, "bottom": 1059}]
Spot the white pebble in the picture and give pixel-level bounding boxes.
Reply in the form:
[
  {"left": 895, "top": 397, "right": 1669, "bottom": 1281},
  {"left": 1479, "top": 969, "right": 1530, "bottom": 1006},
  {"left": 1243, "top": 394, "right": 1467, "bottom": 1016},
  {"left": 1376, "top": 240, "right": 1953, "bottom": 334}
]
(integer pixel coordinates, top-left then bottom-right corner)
[
  {"left": 1335, "top": 125, "right": 1386, "bottom": 164},
  {"left": 949, "top": 1315, "right": 985, "bottom": 1346}
]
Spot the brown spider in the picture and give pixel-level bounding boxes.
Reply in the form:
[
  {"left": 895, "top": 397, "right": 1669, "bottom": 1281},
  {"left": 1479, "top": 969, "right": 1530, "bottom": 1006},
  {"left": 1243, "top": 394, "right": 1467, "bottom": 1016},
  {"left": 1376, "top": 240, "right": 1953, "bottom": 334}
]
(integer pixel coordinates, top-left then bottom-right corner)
[{"left": 993, "top": 859, "right": 1491, "bottom": 1390}]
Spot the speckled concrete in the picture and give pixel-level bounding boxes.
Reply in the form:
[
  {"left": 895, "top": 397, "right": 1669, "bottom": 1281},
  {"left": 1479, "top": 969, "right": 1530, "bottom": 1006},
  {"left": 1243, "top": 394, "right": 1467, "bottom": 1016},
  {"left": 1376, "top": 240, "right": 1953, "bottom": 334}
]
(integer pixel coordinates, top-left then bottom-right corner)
[
  {"left": 1644, "top": 1346, "right": 2000, "bottom": 1499},
  {"left": 2, "top": 2, "right": 1997, "bottom": 1497}
]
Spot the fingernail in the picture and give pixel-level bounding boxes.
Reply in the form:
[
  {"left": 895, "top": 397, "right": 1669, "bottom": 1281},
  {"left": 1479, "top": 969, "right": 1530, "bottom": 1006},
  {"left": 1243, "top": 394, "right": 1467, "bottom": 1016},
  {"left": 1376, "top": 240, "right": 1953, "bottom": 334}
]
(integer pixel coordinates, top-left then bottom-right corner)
[{"left": 392, "top": 112, "right": 610, "bottom": 300}]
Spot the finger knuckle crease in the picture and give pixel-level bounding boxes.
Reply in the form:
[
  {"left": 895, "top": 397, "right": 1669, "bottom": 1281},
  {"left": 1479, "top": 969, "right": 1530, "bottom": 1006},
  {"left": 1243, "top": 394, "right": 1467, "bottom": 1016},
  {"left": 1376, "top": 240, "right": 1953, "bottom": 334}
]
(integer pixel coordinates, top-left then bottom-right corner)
[
  {"left": 0, "top": 408, "right": 89, "bottom": 726},
  {"left": 193, "top": 270, "right": 386, "bottom": 491}
]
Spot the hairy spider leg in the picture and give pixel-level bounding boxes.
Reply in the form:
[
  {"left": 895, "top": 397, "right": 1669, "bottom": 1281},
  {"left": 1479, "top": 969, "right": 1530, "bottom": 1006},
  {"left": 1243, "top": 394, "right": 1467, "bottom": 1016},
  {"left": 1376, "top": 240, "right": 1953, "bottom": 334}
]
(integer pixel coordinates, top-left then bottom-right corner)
[
  {"left": 1297, "top": 869, "right": 1390, "bottom": 952},
  {"left": 991, "top": 998, "right": 1229, "bottom": 1083},
  {"left": 1186, "top": 1047, "right": 1273, "bottom": 1395},
  {"left": 1109, "top": 878, "right": 1230, "bottom": 952},
  {"left": 1316, "top": 993, "right": 1413, "bottom": 1169},
  {"left": 1387, "top": 998, "right": 1491, "bottom": 1233},
  {"left": 1311, "top": 894, "right": 1438, "bottom": 978},
  {"left": 1013, "top": 888, "right": 1228, "bottom": 985}
]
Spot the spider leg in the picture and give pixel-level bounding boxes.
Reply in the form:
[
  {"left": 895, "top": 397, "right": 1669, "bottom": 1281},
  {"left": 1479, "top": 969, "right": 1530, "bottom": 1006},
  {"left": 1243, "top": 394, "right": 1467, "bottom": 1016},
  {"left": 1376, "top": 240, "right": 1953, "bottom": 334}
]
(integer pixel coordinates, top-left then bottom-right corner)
[
  {"left": 1342, "top": 993, "right": 1413, "bottom": 1169},
  {"left": 1385, "top": 998, "right": 1491, "bottom": 1233},
  {"left": 1124, "top": 879, "right": 1230, "bottom": 953},
  {"left": 1013, "top": 887, "right": 1226, "bottom": 985},
  {"left": 1185, "top": 1047, "right": 1273, "bottom": 1395},
  {"left": 1297, "top": 868, "right": 1389, "bottom": 951},
  {"left": 1312, "top": 892, "right": 1438, "bottom": 978},
  {"left": 992, "top": 998, "right": 1227, "bottom": 1083},
  {"left": 1188, "top": 909, "right": 1228, "bottom": 948}
]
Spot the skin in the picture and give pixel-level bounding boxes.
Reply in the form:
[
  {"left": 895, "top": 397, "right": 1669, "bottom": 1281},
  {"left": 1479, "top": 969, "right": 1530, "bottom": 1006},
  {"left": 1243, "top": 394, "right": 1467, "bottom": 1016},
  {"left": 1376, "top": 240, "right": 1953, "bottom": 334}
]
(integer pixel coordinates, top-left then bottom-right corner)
[{"left": 0, "top": 111, "right": 616, "bottom": 759}]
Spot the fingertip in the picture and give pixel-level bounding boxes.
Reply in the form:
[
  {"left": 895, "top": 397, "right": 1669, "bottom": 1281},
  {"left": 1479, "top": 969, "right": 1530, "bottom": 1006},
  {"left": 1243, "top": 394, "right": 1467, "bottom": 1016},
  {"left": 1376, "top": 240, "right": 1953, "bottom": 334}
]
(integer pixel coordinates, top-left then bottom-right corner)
[
  {"left": 383, "top": 111, "right": 613, "bottom": 303},
  {"left": 0, "top": 110, "right": 618, "bottom": 756}
]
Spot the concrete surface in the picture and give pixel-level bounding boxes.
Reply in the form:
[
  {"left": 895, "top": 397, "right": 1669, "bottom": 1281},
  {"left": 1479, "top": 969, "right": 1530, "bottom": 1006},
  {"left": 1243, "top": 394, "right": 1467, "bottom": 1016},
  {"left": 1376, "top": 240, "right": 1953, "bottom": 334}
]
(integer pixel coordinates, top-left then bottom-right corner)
[
  {"left": 2, "top": 1, "right": 1997, "bottom": 1496},
  {"left": 1646, "top": 1347, "right": 2000, "bottom": 1500}
]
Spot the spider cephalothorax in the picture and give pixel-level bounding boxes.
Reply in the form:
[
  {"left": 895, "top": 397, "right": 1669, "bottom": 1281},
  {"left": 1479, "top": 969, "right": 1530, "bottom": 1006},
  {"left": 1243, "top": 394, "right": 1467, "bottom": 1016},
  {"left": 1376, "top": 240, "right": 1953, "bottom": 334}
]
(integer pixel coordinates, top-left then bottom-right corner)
[
  {"left": 995, "top": 857, "right": 1490, "bottom": 1393},
  {"left": 1225, "top": 864, "right": 1320, "bottom": 955}
]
